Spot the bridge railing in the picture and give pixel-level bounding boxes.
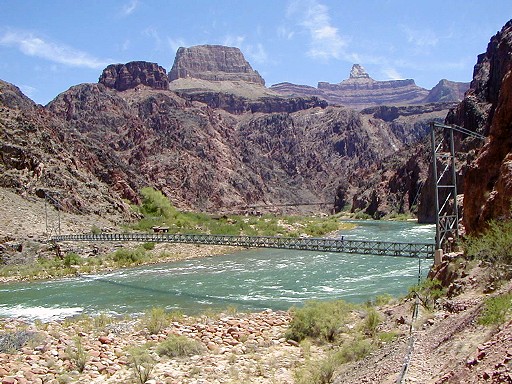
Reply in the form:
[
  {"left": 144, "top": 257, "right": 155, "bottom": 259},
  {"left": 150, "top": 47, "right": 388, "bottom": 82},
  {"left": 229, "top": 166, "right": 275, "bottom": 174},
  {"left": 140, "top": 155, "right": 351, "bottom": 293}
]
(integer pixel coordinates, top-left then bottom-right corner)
[{"left": 51, "top": 233, "right": 435, "bottom": 259}]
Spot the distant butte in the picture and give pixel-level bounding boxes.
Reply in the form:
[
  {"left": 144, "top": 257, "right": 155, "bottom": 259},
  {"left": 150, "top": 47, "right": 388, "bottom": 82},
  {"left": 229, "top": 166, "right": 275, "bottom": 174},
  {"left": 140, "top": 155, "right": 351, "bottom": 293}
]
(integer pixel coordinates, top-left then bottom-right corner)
[{"left": 271, "top": 64, "right": 469, "bottom": 109}]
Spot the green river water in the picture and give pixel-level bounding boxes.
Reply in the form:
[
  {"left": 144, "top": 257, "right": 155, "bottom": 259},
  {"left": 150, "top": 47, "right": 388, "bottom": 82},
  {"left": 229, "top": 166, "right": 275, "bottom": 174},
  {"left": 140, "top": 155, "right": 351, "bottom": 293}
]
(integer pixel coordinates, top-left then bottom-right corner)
[{"left": 0, "top": 220, "right": 435, "bottom": 321}]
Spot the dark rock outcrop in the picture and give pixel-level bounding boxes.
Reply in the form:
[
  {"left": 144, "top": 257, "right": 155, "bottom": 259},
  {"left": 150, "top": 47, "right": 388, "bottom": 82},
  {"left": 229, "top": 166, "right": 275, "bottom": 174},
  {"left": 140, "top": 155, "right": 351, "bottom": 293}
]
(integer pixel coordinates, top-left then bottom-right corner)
[
  {"left": 169, "top": 45, "right": 265, "bottom": 85},
  {"left": 99, "top": 61, "right": 169, "bottom": 91}
]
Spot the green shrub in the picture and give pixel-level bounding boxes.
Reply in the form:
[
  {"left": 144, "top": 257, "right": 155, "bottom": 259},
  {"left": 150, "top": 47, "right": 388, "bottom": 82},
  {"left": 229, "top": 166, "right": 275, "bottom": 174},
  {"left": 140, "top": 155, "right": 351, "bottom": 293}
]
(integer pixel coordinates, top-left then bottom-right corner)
[
  {"left": 142, "top": 242, "right": 155, "bottom": 251},
  {"left": 142, "top": 307, "right": 168, "bottom": 334},
  {"left": 63, "top": 252, "right": 82, "bottom": 267},
  {"left": 112, "top": 248, "right": 146, "bottom": 266},
  {"left": 91, "top": 225, "right": 101, "bottom": 235},
  {"left": 66, "top": 337, "right": 88, "bottom": 373},
  {"left": 156, "top": 334, "right": 205, "bottom": 358},
  {"left": 464, "top": 220, "right": 512, "bottom": 266},
  {"left": 285, "top": 300, "right": 354, "bottom": 343},
  {"left": 294, "top": 338, "right": 373, "bottom": 384},
  {"left": 294, "top": 353, "right": 338, "bottom": 384},
  {"left": 140, "top": 187, "right": 176, "bottom": 219},
  {"left": 361, "top": 308, "right": 381, "bottom": 338},
  {"left": 408, "top": 278, "right": 445, "bottom": 310},
  {"left": 128, "top": 346, "right": 155, "bottom": 384},
  {"left": 478, "top": 293, "right": 512, "bottom": 326},
  {"left": 333, "top": 337, "right": 373, "bottom": 363}
]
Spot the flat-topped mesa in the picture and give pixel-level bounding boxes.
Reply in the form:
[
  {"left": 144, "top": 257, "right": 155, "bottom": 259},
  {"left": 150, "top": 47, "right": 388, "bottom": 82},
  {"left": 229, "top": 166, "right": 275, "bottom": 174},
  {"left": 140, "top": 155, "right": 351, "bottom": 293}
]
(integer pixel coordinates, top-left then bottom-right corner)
[
  {"left": 168, "top": 45, "right": 265, "bottom": 85},
  {"left": 99, "top": 61, "right": 169, "bottom": 91}
]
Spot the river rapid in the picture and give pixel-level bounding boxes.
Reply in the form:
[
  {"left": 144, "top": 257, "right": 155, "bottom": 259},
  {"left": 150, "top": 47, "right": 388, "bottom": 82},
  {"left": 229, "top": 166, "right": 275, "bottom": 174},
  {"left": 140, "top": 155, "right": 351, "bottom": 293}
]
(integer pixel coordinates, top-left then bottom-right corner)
[{"left": 0, "top": 220, "right": 435, "bottom": 321}]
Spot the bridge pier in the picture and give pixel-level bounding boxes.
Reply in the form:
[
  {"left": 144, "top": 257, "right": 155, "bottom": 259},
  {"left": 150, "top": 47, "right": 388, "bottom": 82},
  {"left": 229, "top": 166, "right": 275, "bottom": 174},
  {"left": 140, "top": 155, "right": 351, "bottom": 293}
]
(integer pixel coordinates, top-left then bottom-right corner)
[{"left": 434, "top": 249, "right": 443, "bottom": 266}]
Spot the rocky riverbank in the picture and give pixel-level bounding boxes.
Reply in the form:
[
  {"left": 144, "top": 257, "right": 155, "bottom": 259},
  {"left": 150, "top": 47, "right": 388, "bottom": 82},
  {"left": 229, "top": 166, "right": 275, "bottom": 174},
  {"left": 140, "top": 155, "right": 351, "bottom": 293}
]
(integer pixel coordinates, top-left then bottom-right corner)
[{"left": 0, "top": 309, "right": 312, "bottom": 384}]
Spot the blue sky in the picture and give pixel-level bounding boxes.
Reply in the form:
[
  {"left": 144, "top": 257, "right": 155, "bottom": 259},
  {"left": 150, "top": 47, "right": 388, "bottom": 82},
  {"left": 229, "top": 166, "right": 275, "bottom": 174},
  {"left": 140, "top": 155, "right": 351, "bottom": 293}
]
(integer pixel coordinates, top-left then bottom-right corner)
[{"left": 0, "top": 1, "right": 510, "bottom": 105}]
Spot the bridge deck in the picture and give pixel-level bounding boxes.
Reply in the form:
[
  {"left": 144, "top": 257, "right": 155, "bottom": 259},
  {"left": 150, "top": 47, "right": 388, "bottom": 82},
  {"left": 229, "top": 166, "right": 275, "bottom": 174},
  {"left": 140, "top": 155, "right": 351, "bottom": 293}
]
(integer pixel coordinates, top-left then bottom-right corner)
[{"left": 52, "top": 233, "right": 435, "bottom": 259}]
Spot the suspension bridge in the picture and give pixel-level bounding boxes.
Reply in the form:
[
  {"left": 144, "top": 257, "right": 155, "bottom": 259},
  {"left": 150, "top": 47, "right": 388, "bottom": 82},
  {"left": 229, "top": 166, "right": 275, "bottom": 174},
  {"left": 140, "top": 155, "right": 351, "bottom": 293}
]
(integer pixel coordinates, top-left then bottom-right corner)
[{"left": 52, "top": 232, "right": 435, "bottom": 259}]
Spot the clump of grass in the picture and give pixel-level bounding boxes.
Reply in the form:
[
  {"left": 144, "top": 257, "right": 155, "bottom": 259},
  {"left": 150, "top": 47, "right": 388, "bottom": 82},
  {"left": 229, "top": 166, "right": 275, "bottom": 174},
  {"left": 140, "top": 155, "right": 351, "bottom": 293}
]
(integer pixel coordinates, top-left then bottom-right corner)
[
  {"left": 66, "top": 336, "right": 88, "bottom": 373},
  {"left": 63, "top": 252, "right": 82, "bottom": 267},
  {"left": 142, "top": 242, "right": 155, "bottom": 251},
  {"left": 111, "top": 247, "right": 147, "bottom": 267},
  {"left": 294, "top": 338, "right": 374, "bottom": 384},
  {"left": 478, "top": 293, "right": 512, "bottom": 326},
  {"left": 408, "top": 278, "right": 446, "bottom": 310},
  {"left": 142, "top": 307, "right": 169, "bottom": 335},
  {"left": 361, "top": 308, "right": 381, "bottom": 338},
  {"left": 285, "top": 300, "right": 354, "bottom": 343},
  {"left": 464, "top": 220, "right": 512, "bottom": 267},
  {"left": 156, "top": 334, "right": 205, "bottom": 358},
  {"left": 128, "top": 345, "right": 155, "bottom": 384}
]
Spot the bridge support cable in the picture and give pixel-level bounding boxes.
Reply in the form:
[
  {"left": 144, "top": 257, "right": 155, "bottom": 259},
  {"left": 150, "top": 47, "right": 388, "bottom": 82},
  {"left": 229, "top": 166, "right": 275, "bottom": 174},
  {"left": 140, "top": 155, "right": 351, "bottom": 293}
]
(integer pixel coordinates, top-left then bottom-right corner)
[
  {"left": 430, "top": 122, "right": 486, "bottom": 252},
  {"left": 51, "top": 233, "right": 435, "bottom": 259}
]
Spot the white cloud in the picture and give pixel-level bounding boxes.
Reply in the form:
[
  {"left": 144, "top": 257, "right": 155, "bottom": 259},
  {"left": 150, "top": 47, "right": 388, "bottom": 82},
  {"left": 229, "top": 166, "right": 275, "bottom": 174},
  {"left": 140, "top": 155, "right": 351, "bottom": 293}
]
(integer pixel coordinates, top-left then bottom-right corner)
[
  {"left": 0, "top": 30, "right": 110, "bottom": 69},
  {"left": 143, "top": 27, "right": 164, "bottom": 51},
  {"left": 401, "top": 25, "right": 439, "bottom": 48},
  {"left": 122, "top": 0, "right": 139, "bottom": 16},
  {"left": 288, "top": 0, "right": 346, "bottom": 60},
  {"left": 222, "top": 35, "right": 246, "bottom": 48},
  {"left": 245, "top": 43, "right": 268, "bottom": 65},
  {"left": 381, "top": 67, "right": 403, "bottom": 80},
  {"left": 277, "top": 26, "right": 294, "bottom": 40}
]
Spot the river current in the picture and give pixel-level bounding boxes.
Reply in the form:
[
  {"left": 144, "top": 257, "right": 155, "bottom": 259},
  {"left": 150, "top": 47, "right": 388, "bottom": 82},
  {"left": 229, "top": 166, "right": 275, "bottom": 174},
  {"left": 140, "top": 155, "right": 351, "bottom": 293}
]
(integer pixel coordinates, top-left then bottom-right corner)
[{"left": 0, "top": 220, "right": 435, "bottom": 321}]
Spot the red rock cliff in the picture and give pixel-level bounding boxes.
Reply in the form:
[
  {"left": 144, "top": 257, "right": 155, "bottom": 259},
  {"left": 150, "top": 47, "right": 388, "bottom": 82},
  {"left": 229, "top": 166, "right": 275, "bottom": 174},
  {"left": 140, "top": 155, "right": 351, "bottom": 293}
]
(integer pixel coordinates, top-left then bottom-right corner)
[{"left": 462, "top": 20, "right": 512, "bottom": 233}]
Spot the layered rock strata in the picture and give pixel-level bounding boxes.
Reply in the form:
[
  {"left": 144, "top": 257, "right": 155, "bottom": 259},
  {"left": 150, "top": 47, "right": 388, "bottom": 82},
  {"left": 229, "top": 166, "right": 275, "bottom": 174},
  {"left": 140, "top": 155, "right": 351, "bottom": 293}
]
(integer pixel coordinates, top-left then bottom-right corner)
[
  {"left": 169, "top": 45, "right": 265, "bottom": 85},
  {"left": 271, "top": 64, "right": 469, "bottom": 109}
]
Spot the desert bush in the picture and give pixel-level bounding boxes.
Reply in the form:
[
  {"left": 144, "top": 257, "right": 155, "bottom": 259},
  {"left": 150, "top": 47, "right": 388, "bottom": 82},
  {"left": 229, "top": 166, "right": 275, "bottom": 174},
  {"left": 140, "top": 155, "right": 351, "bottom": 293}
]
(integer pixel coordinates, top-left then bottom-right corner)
[
  {"left": 478, "top": 293, "right": 512, "bottom": 326},
  {"left": 142, "top": 307, "right": 168, "bottom": 334},
  {"left": 112, "top": 248, "right": 146, "bottom": 266},
  {"left": 294, "top": 338, "right": 373, "bottom": 384},
  {"left": 333, "top": 337, "right": 373, "bottom": 363},
  {"left": 66, "top": 336, "right": 88, "bottom": 372},
  {"left": 294, "top": 354, "right": 338, "bottom": 384},
  {"left": 142, "top": 242, "right": 155, "bottom": 251},
  {"left": 285, "top": 300, "right": 354, "bottom": 343},
  {"left": 361, "top": 308, "right": 381, "bottom": 338},
  {"left": 464, "top": 220, "right": 512, "bottom": 266},
  {"left": 90, "top": 225, "right": 101, "bottom": 235},
  {"left": 63, "top": 252, "right": 82, "bottom": 267},
  {"left": 140, "top": 187, "right": 177, "bottom": 219},
  {"left": 408, "top": 278, "right": 445, "bottom": 310},
  {"left": 128, "top": 346, "right": 155, "bottom": 384},
  {"left": 0, "top": 331, "right": 40, "bottom": 353},
  {"left": 156, "top": 334, "right": 205, "bottom": 358}
]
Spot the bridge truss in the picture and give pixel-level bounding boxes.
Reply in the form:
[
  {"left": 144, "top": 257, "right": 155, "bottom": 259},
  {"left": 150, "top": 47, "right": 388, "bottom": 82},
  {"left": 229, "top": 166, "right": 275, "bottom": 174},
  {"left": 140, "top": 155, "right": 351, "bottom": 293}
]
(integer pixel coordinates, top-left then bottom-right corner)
[
  {"left": 52, "top": 233, "right": 435, "bottom": 259},
  {"left": 430, "top": 122, "right": 485, "bottom": 251}
]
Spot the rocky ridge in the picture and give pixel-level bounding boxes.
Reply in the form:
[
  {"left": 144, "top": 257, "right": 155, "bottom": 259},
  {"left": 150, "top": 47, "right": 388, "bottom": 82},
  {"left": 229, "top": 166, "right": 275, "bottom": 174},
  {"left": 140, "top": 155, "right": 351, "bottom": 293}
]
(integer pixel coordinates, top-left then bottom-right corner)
[{"left": 271, "top": 64, "right": 469, "bottom": 109}]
